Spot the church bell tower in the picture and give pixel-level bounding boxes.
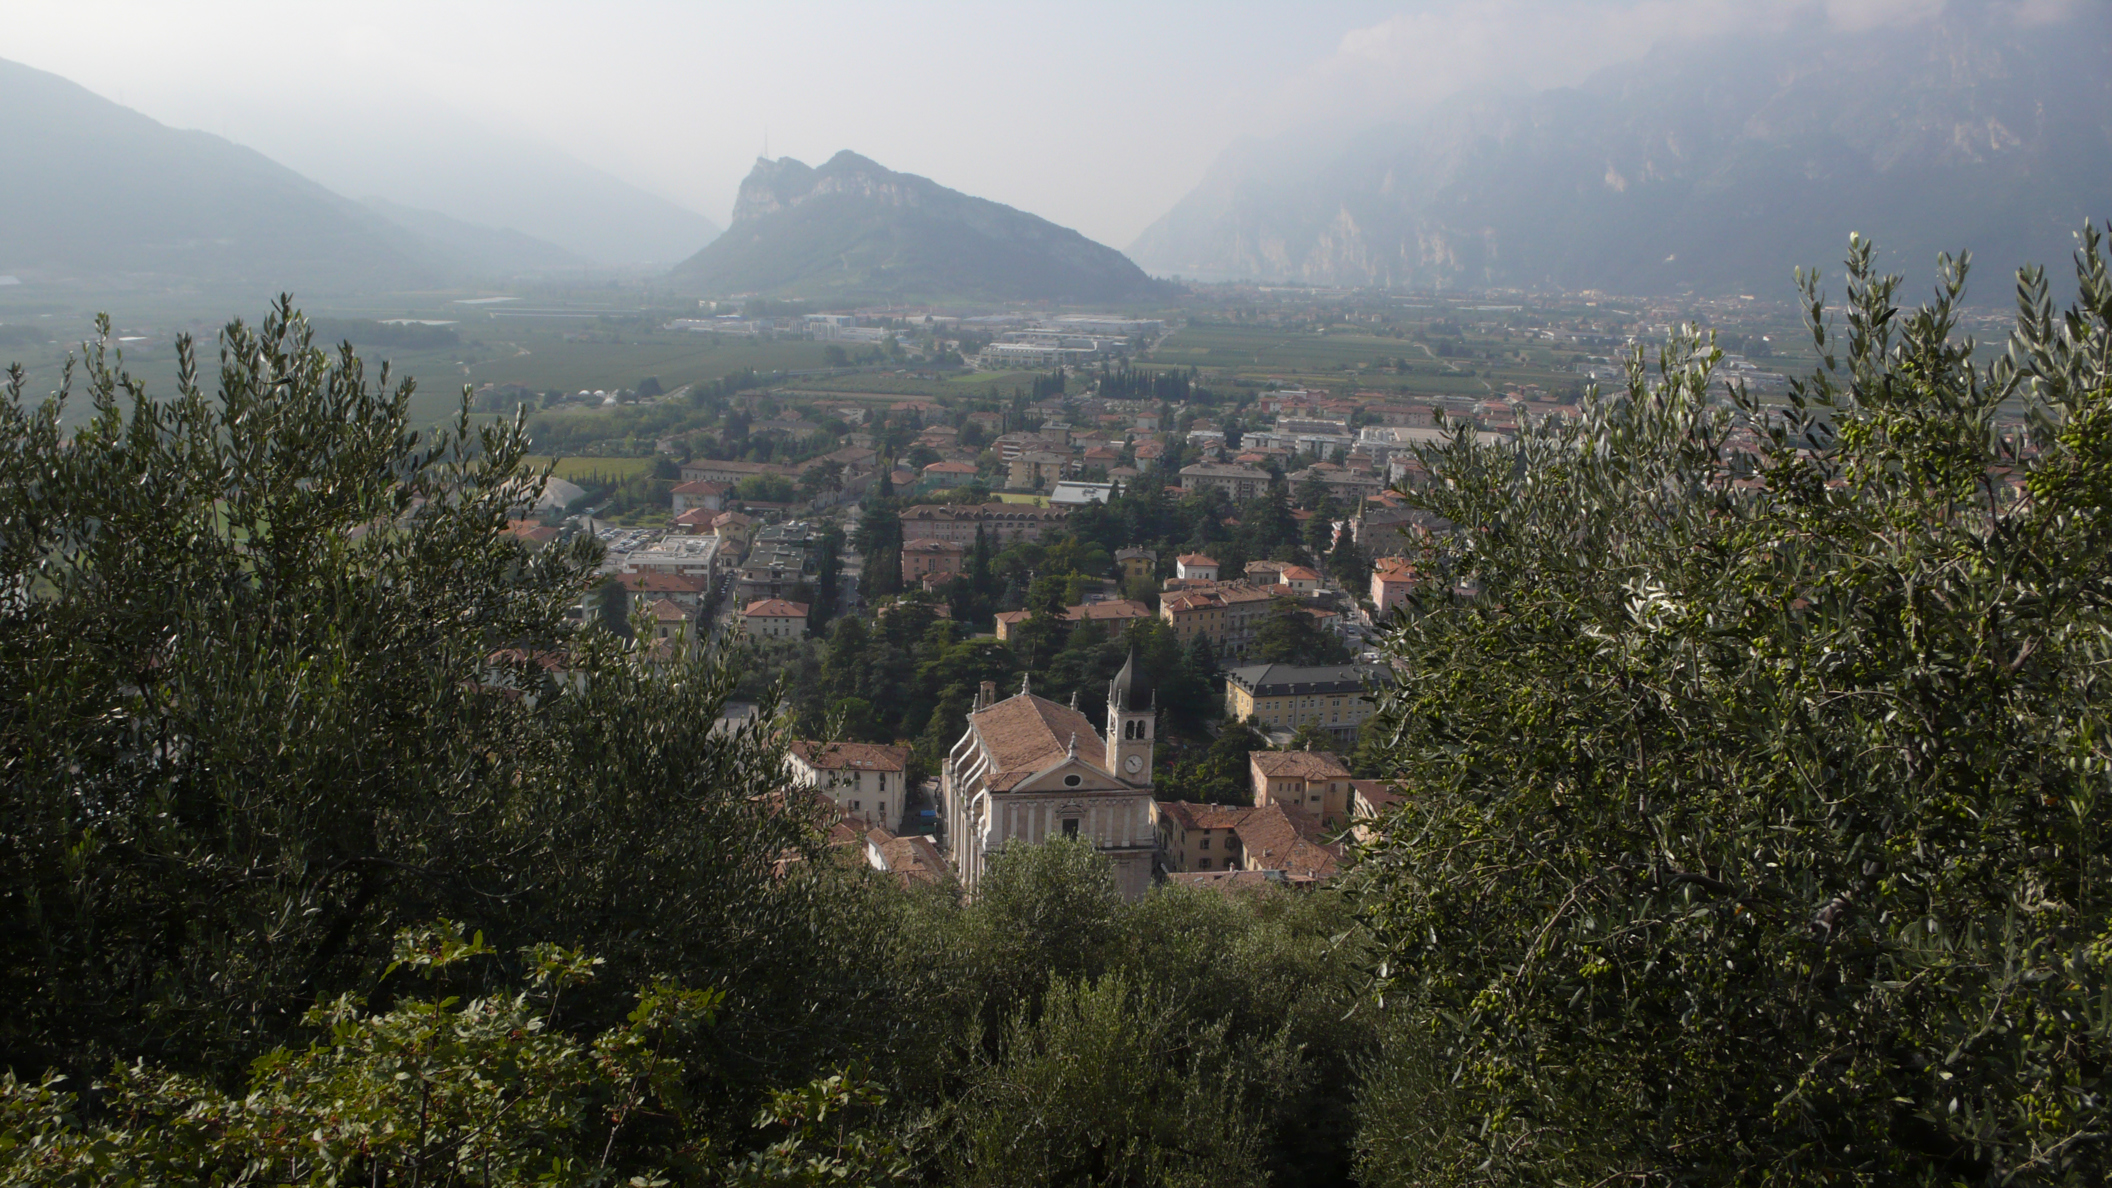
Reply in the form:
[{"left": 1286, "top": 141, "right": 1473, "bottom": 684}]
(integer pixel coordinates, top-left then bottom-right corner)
[{"left": 1106, "top": 645, "right": 1155, "bottom": 786}]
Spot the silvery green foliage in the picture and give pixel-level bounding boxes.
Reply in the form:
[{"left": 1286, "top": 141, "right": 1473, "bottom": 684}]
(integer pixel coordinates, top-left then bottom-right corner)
[
  {"left": 1352, "top": 228, "right": 2112, "bottom": 1186},
  {"left": 0, "top": 301, "right": 807, "bottom": 1116}
]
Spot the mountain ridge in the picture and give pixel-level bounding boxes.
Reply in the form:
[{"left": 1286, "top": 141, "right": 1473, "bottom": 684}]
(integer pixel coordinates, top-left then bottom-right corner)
[
  {"left": 670, "top": 151, "right": 1172, "bottom": 304},
  {"left": 1129, "top": 14, "right": 2112, "bottom": 297}
]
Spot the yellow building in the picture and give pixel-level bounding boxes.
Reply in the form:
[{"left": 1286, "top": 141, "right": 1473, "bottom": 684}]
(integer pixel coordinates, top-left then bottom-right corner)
[{"left": 1223, "top": 663, "right": 1385, "bottom": 742}]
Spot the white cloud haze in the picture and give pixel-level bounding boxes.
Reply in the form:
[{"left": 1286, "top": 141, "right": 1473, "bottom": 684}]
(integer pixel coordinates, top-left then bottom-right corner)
[{"left": 0, "top": 0, "right": 2093, "bottom": 250}]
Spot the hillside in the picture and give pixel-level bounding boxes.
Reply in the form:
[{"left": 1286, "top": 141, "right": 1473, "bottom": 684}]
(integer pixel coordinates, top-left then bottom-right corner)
[
  {"left": 1129, "top": 14, "right": 2112, "bottom": 296},
  {"left": 669, "top": 150, "right": 1172, "bottom": 303},
  {"left": 361, "top": 198, "right": 591, "bottom": 277},
  {"left": 0, "top": 57, "right": 440, "bottom": 295}
]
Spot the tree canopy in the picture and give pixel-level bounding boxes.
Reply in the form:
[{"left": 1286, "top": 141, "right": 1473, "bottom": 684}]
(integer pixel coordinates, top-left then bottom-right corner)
[{"left": 1353, "top": 230, "right": 2112, "bottom": 1185}]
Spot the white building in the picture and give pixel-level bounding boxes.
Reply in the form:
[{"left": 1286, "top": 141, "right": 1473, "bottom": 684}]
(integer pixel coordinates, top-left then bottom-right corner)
[
  {"left": 788, "top": 741, "right": 912, "bottom": 833},
  {"left": 942, "top": 651, "right": 1160, "bottom": 901}
]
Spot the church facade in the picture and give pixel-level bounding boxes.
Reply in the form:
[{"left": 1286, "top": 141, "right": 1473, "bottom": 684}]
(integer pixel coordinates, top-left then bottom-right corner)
[{"left": 942, "top": 648, "right": 1159, "bottom": 901}]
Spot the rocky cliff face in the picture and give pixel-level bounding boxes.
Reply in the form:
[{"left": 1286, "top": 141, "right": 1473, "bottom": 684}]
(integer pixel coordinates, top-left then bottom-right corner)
[
  {"left": 1129, "top": 13, "right": 2112, "bottom": 297},
  {"left": 673, "top": 151, "right": 1171, "bottom": 303}
]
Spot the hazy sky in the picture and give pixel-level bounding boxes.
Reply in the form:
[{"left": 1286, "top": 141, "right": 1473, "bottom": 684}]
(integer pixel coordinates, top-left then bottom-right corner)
[{"left": 0, "top": 0, "right": 2086, "bottom": 249}]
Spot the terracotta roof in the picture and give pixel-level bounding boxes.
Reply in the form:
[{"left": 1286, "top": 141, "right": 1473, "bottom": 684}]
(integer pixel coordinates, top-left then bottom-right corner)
[
  {"left": 1350, "top": 779, "right": 1405, "bottom": 815},
  {"left": 924, "top": 460, "right": 978, "bottom": 474},
  {"left": 869, "top": 830, "right": 948, "bottom": 886},
  {"left": 1176, "top": 553, "right": 1219, "bottom": 566},
  {"left": 789, "top": 740, "right": 911, "bottom": 772},
  {"left": 1156, "top": 801, "right": 1257, "bottom": 831},
  {"left": 1072, "top": 599, "right": 1152, "bottom": 623},
  {"left": 1168, "top": 869, "right": 1282, "bottom": 893},
  {"left": 1251, "top": 751, "right": 1352, "bottom": 781},
  {"left": 673, "top": 508, "right": 718, "bottom": 527},
  {"left": 903, "top": 538, "right": 965, "bottom": 553},
  {"left": 619, "top": 572, "right": 706, "bottom": 594},
  {"left": 744, "top": 598, "right": 809, "bottom": 618},
  {"left": 644, "top": 598, "right": 690, "bottom": 622},
  {"left": 1233, "top": 803, "right": 1341, "bottom": 880},
  {"left": 969, "top": 692, "right": 1104, "bottom": 783},
  {"left": 672, "top": 480, "right": 729, "bottom": 496},
  {"left": 1279, "top": 565, "right": 1320, "bottom": 582}
]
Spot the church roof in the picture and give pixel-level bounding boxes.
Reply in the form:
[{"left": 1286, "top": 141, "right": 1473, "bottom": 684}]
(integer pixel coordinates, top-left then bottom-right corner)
[
  {"left": 968, "top": 692, "right": 1106, "bottom": 785},
  {"left": 1110, "top": 644, "right": 1154, "bottom": 712}
]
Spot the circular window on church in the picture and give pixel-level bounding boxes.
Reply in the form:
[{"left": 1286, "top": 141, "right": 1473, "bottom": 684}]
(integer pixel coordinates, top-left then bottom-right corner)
[{"left": 1063, "top": 774, "right": 1083, "bottom": 787}]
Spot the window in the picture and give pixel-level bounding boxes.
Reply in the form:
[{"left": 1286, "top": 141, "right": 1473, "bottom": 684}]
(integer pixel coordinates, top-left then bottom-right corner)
[
  {"left": 1063, "top": 773, "right": 1082, "bottom": 787},
  {"left": 878, "top": 773, "right": 888, "bottom": 791},
  {"left": 1198, "top": 858, "right": 1211, "bottom": 870},
  {"left": 878, "top": 801, "right": 886, "bottom": 819},
  {"left": 1199, "top": 838, "right": 1210, "bottom": 850},
  {"left": 1062, "top": 818, "right": 1080, "bottom": 838},
  {"left": 851, "top": 800, "right": 861, "bottom": 810}
]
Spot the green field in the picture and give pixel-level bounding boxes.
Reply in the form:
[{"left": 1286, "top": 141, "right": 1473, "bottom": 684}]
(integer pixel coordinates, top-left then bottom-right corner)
[{"left": 461, "top": 332, "right": 832, "bottom": 394}]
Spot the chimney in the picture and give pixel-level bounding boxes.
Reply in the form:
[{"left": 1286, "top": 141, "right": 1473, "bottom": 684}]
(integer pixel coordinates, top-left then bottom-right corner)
[{"left": 978, "top": 680, "right": 996, "bottom": 710}]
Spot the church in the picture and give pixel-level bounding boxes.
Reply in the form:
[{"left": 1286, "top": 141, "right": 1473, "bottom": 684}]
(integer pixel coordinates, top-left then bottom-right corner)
[{"left": 941, "top": 646, "right": 1159, "bottom": 900}]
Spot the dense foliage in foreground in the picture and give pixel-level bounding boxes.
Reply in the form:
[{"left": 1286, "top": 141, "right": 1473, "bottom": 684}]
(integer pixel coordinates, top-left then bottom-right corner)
[
  {"left": 1354, "top": 231, "right": 2112, "bottom": 1185},
  {"left": 6, "top": 221, "right": 2112, "bottom": 1184},
  {"left": 0, "top": 306, "right": 1372, "bottom": 1184}
]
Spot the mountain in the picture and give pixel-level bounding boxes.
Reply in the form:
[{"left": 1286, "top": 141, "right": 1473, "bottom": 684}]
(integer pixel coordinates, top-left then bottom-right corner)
[
  {"left": 361, "top": 198, "right": 590, "bottom": 277},
  {"left": 265, "top": 119, "right": 721, "bottom": 269},
  {"left": 670, "top": 151, "right": 1171, "bottom": 303},
  {"left": 1130, "top": 13, "right": 2112, "bottom": 297},
  {"left": 0, "top": 57, "right": 440, "bottom": 295}
]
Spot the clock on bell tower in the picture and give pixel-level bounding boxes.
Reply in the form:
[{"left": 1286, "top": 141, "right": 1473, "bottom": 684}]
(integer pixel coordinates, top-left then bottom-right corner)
[{"left": 1105, "top": 644, "right": 1155, "bottom": 787}]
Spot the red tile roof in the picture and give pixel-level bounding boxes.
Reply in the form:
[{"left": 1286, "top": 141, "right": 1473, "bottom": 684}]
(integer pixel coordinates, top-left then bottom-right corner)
[
  {"left": 1250, "top": 751, "right": 1352, "bottom": 781},
  {"left": 969, "top": 692, "right": 1104, "bottom": 784},
  {"left": 789, "top": 740, "right": 911, "bottom": 772},
  {"left": 744, "top": 598, "right": 809, "bottom": 618}
]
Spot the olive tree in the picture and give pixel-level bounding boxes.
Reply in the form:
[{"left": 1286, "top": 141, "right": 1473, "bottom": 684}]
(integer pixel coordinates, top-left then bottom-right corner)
[{"left": 1353, "top": 229, "right": 2112, "bottom": 1185}]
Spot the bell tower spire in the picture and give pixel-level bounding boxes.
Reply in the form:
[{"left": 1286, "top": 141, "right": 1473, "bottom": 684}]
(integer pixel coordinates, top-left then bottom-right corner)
[{"left": 1105, "top": 644, "right": 1156, "bottom": 786}]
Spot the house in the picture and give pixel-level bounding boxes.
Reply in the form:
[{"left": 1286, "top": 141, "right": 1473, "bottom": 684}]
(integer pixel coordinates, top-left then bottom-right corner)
[
  {"left": 680, "top": 458, "right": 797, "bottom": 485},
  {"left": 1175, "top": 554, "right": 1219, "bottom": 582},
  {"left": 923, "top": 459, "right": 979, "bottom": 485},
  {"left": 903, "top": 538, "right": 966, "bottom": 580},
  {"left": 1371, "top": 557, "right": 1418, "bottom": 616},
  {"left": 898, "top": 503, "right": 1069, "bottom": 545},
  {"left": 1166, "top": 868, "right": 1285, "bottom": 893},
  {"left": 712, "top": 511, "right": 757, "bottom": 555},
  {"left": 1158, "top": 583, "right": 1277, "bottom": 659},
  {"left": 741, "top": 598, "right": 808, "bottom": 639},
  {"left": 942, "top": 650, "right": 1160, "bottom": 901},
  {"left": 621, "top": 536, "right": 721, "bottom": 581},
  {"left": 1223, "top": 664, "right": 1387, "bottom": 741},
  {"left": 787, "top": 740, "right": 912, "bottom": 833},
  {"left": 643, "top": 598, "right": 694, "bottom": 657},
  {"left": 1229, "top": 802, "right": 1341, "bottom": 886},
  {"left": 615, "top": 571, "right": 708, "bottom": 612},
  {"left": 863, "top": 826, "right": 949, "bottom": 887},
  {"left": 672, "top": 507, "right": 719, "bottom": 534},
  {"left": 1155, "top": 801, "right": 1257, "bottom": 874},
  {"left": 1114, "top": 548, "right": 1156, "bottom": 583},
  {"left": 1249, "top": 750, "right": 1355, "bottom": 824},
  {"left": 1348, "top": 779, "right": 1405, "bottom": 842},
  {"left": 505, "top": 519, "right": 559, "bottom": 550},
  {"left": 1007, "top": 450, "right": 1071, "bottom": 491},
  {"left": 1275, "top": 565, "right": 1321, "bottom": 595},
  {"left": 992, "top": 599, "right": 1154, "bottom": 643},
  {"left": 670, "top": 480, "right": 729, "bottom": 514},
  {"left": 1178, "top": 462, "right": 1272, "bottom": 501}
]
